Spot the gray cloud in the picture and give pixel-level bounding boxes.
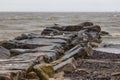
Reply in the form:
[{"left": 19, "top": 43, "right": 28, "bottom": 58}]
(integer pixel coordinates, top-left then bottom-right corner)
[{"left": 0, "top": 0, "right": 120, "bottom": 12}]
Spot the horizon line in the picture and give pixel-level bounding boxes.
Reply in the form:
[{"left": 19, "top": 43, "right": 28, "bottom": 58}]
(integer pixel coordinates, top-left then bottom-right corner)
[{"left": 0, "top": 11, "right": 119, "bottom": 13}]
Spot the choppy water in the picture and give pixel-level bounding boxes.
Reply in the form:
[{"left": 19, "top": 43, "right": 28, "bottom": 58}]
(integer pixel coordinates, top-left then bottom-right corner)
[{"left": 0, "top": 12, "right": 120, "bottom": 41}]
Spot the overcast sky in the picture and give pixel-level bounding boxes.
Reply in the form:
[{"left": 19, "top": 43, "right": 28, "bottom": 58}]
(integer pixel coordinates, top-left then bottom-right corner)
[{"left": 0, "top": 0, "right": 120, "bottom": 12}]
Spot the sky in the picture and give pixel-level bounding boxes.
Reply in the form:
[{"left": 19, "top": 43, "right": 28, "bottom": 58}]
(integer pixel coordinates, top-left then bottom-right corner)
[{"left": 0, "top": 0, "right": 120, "bottom": 12}]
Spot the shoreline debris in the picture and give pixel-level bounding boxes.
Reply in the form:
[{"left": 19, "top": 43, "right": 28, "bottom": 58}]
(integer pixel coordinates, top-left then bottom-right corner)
[{"left": 0, "top": 22, "right": 119, "bottom": 80}]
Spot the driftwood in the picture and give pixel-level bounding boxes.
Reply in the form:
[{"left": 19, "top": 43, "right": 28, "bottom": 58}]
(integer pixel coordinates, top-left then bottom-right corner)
[
  {"left": 2, "top": 38, "right": 68, "bottom": 49},
  {"left": 27, "top": 41, "right": 92, "bottom": 79},
  {"left": 0, "top": 22, "right": 103, "bottom": 80},
  {"left": 0, "top": 46, "right": 10, "bottom": 59},
  {"left": 30, "top": 58, "right": 77, "bottom": 80},
  {"left": 15, "top": 33, "right": 70, "bottom": 41},
  {"left": 41, "top": 22, "right": 94, "bottom": 35}
]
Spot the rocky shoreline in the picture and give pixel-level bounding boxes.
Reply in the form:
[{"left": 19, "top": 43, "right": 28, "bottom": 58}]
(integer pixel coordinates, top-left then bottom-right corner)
[
  {"left": 64, "top": 50, "right": 120, "bottom": 80},
  {"left": 0, "top": 22, "right": 119, "bottom": 80}
]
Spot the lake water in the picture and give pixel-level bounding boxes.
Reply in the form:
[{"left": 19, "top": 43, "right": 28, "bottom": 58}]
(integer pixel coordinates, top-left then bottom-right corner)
[{"left": 0, "top": 12, "right": 120, "bottom": 41}]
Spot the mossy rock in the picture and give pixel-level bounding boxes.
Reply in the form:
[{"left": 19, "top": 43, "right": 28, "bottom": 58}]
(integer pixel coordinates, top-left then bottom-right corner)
[
  {"left": 34, "top": 68, "right": 49, "bottom": 80},
  {"left": 27, "top": 72, "right": 39, "bottom": 79},
  {"left": 40, "top": 64, "right": 55, "bottom": 77}
]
